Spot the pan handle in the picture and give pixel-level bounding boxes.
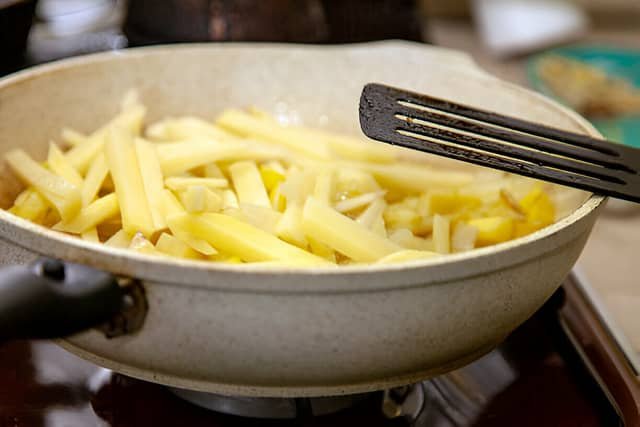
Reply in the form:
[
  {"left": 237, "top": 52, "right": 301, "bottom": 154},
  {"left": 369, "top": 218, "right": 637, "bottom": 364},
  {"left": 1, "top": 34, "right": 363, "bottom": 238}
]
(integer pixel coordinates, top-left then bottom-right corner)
[{"left": 0, "top": 258, "right": 124, "bottom": 341}]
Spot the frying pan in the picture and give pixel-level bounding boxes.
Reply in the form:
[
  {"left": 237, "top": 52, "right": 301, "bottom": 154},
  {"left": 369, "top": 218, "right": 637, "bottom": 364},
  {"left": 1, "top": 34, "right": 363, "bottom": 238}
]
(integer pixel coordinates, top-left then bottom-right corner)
[{"left": 0, "top": 41, "right": 603, "bottom": 397}]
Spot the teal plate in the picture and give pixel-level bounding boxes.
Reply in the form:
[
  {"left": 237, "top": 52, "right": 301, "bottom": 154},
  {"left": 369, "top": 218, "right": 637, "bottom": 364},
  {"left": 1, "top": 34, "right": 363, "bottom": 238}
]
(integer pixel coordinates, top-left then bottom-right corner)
[{"left": 527, "top": 45, "right": 640, "bottom": 148}]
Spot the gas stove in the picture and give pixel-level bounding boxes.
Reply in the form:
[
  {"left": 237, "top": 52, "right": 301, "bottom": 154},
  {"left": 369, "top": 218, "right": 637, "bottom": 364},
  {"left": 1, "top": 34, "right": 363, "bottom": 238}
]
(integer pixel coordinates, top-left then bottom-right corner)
[{"left": 0, "top": 274, "right": 627, "bottom": 426}]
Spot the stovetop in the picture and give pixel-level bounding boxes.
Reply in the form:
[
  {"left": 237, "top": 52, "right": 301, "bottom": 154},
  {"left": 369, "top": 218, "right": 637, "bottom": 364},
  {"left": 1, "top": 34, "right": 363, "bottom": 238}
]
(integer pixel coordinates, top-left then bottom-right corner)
[{"left": 0, "top": 280, "right": 621, "bottom": 427}]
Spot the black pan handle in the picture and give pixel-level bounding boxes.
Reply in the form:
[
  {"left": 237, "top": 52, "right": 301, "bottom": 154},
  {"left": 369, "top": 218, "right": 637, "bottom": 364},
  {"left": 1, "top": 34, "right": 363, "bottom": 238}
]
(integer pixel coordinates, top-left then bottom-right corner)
[{"left": 0, "top": 258, "right": 124, "bottom": 341}]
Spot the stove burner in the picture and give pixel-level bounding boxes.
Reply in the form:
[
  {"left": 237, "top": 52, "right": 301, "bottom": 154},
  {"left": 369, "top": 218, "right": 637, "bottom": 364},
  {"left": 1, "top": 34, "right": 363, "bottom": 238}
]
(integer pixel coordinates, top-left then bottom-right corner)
[{"left": 168, "top": 387, "right": 373, "bottom": 419}]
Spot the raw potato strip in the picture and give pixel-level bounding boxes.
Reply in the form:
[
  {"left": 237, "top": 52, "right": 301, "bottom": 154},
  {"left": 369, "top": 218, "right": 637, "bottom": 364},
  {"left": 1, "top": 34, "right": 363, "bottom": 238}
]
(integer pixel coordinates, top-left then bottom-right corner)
[
  {"left": 276, "top": 203, "right": 307, "bottom": 248},
  {"left": 135, "top": 139, "right": 166, "bottom": 230},
  {"left": 313, "top": 170, "right": 334, "bottom": 205},
  {"left": 5, "top": 149, "right": 81, "bottom": 221},
  {"left": 167, "top": 213, "right": 329, "bottom": 265},
  {"left": 301, "top": 197, "right": 400, "bottom": 262},
  {"left": 334, "top": 191, "right": 385, "bottom": 213},
  {"left": 47, "top": 143, "right": 83, "bottom": 186},
  {"left": 104, "top": 229, "right": 131, "bottom": 248},
  {"left": 157, "top": 140, "right": 251, "bottom": 175},
  {"left": 156, "top": 232, "right": 201, "bottom": 259},
  {"left": 356, "top": 198, "right": 386, "bottom": 228},
  {"left": 354, "top": 162, "right": 473, "bottom": 194},
  {"left": 130, "top": 232, "right": 160, "bottom": 255},
  {"left": 146, "top": 117, "right": 233, "bottom": 141},
  {"left": 165, "top": 177, "right": 228, "bottom": 191},
  {"left": 65, "top": 103, "right": 146, "bottom": 174},
  {"left": 54, "top": 193, "right": 119, "bottom": 234},
  {"left": 433, "top": 214, "right": 450, "bottom": 254},
  {"left": 9, "top": 188, "right": 49, "bottom": 223},
  {"left": 229, "top": 161, "right": 271, "bottom": 207},
  {"left": 81, "top": 153, "right": 109, "bottom": 206},
  {"left": 217, "top": 109, "right": 331, "bottom": 160},
  {"left": 161, "top": 189, "right": 218, "bottom": 256},
  {"left": 104, "top": 128, "right": 155, "bottom": 237},
  {"left": 376, "top": 250, "right": 440, "bottom": 264},
  {"left": 81, "top": 228, "right": 100, "bottom": 243}
]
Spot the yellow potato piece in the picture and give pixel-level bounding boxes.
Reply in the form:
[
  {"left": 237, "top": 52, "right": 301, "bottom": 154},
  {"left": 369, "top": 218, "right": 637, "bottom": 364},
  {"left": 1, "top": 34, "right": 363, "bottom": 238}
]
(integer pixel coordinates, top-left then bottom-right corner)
[
  {"left": 135, "top": 138, "right": 166, "bottom": 230},
  {"left": 81, "top": 228, "right": 100, "bottom": 243},
  {"left": 217, "top": 109, "right": 330, "bottom": 159},
  {"left": 54, "top": 193, "right": 119, "bottom": 234},
  {"left": 312, "top": 170, "right": 334, "bottom": 205},
  {"left": 269, "top": 185, "right": 287, "bottom": 212},
  {"left": 259, "top": 162, "right": 286, "bottom": 192},
  {"left": 5, "top": 149, "right": 81, "bottom": 221},
  {"left": 161, "top": 190, "right": 218, "bottom": 256},
  {"left": 129, "top": 232, "right": 160, "bottom": 255},
  {"left": 428, "top": 193, "right": 482, "bottom": 216},
  {"left": 9, "top": 188, "right": 49, "bottom": 223},
  {"left": 81, "top": 153, "right": 109, "bottom": 206},
  {"left": 104, "top": 127, "right": 155, "bottom": 237},
  {"left": 180, "top": 185, "right": 222, "bottom": 213},
  {"left": 157, "top": 140, "right": 253, "bottom": 176},
  {"left": 104, "top": 229, "right": 132, "bottom": 248},
  {"left": 47, "top": 143, "right": 83, "bottom": 186},
  {"left": 156, "top": 232, "right": 201, "bottom": 259},
  {"left": 301, "top": 197, "right": 400, "bottom": 262},
  {"left": 468, "top": 217, "right": 514, "bottom": 246},
  {"left": 66, "top": 103, "right": 146, "bottom": 174},
  {"left": 433, "top": 214, "right": 451, "bottom": 254},
  {"left": 229, "top": 161, "right": 271, "bottom": 208},
  {"left": 168, "top": 213, "right": 328, "bottom": 265},
  {"left": 165, "top": 177, "right": 228, "bottom": 191},
  {"left": 276, "top": 203, "right": 308, "bottom": 248},
  {"left": 376, "top": 249, "right": 440, "bottom": 264}
]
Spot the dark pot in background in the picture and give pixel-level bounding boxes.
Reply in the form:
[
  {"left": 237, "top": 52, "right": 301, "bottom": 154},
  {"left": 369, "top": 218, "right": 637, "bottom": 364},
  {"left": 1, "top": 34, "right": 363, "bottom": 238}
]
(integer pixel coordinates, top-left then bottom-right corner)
[
  {"left": 123, "top": 0, "right": 426, "bottom": 46},
  {"left": 0, "top": 0, "right": 38, "bottom": 74}
]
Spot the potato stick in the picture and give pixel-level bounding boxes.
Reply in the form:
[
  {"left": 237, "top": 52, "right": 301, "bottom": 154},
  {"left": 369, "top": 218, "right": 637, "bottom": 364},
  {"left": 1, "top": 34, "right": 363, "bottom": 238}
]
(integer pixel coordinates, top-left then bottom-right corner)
[
  {"left": 104, "top": 127, "right": 155, "bottom": 237},
  {"left": 433, "top": 214, "right": 450, "bottom": 254},
  {"left": 81, "top": 153, "right": 109, "bottom": 206},
  {"left": 352, "top": 162, "right": 473, "bottom": 193},
  {"left": 204, "top": 163, "right": 225, "bottom": 178},
  {"left": 307, "top": 235, "right": 336, "bottom": 262},
  {"left": 165, "top": 177, "right": 228, "bottom": 191},
  {"left": 376, "top": 250, "right": 440, "bottom": 264},
  {"left": 239, "top": 203, "right": 282, "bottom": 234},
  {"left": 301, "top": 197, "right": 400, "bottom": 262},
  {"left": 54, "top": 193, "right": 119, "bottom": 234},
  {"left": 146, "top": 117, "right": 234, "bottom": 141},
  {"left": 8, "top": 188, "right": 49, "bottom": 223},
  {"left": 356, "top": 198, "right": 386, "bottom": 228},
  {"left": 222, "top": 189, "right": 239, "bottom": 209},
  {"left": 275, "top": 203, "right": 308, "bottom": 248},
  {"left": 161, "top": 189, "right": 218, "bottom": 256},
  {"left": 61, "top": 128, "right": 87, "bottom": 147},
  {"left": 135, "top": 138, "right": 166, "bottom": 230},
  {"left": 81, "top": 228, "right": 100, "bottom": 243},
  {"left": 313, "top": 170, "right": 334, "bottom": 205},
  {"left": 167, "top": 213, "right": 329, "bottom": 265},
  {"left": 217, "top": 109, "right": 331, "bottom": 160},
  {"left": 229, "top": 161, "right": 271, "bottom": 207},
  {"left": 66, "top": 104, "right": 146, "bottom": 174},
  {"left": 334, "top": 191, "right": 385, "bottom": 213},
  {"left": 104, "top": 229, "right": 131, "bottom": 248},
  {"left": 129, "top": 232, "right": 161, "bottom": 255},
  {"left": 156, "top": 232, "right": 201, "bottom": 259},
  {"left": 47, "top": 143, "right": 83, "bottom": 187},
  {"left": 468, "top": 217, "right": 514, "bottom": 246},
  {"left": 372, "top": 214, "right": 387, "bottom": 238},
  {"left": 451, "top": 223, "right": 477, "bottom": 252},
  {"left": 157, "top": 140, "right": 252, "bottom": 175},
  {"left": 5, "top": 149, "right": 81, "bottom": 221}
]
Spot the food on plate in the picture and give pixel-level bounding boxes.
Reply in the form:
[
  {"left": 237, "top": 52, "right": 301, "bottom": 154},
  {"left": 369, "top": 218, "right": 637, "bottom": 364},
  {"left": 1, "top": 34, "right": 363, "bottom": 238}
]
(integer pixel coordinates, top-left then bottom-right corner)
[
  {"left": 537, "top": 55, "right": 640, "bottom": 118},
  {"left": 3, "top": 91, "right": 576, "bottom": 266}
]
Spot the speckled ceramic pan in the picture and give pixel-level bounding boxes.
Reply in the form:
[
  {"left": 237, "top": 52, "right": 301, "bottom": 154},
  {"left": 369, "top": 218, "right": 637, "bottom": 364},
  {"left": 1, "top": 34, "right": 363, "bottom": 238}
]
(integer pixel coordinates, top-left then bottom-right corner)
[{"left": 0, "top": 41, "right": 604, "bottom": 397}]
